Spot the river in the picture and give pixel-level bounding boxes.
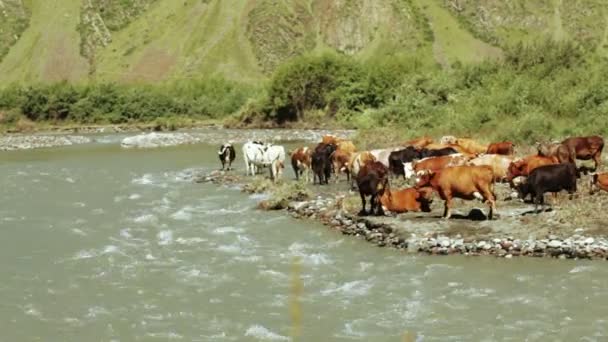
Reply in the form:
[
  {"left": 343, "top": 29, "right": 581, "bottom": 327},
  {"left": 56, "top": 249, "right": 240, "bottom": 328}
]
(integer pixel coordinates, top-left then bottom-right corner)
[{"left": 1, "top": 134, "right": 607, "bottom": 341}]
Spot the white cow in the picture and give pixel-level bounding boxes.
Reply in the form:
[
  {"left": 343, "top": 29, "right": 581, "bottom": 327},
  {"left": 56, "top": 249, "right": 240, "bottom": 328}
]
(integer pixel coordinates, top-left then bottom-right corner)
[
  {"left": 370, "top": 147, "right": 402, "bottom": 167},
  {"left": 243, "top": 142, "right": 286, "bottom": 182}
]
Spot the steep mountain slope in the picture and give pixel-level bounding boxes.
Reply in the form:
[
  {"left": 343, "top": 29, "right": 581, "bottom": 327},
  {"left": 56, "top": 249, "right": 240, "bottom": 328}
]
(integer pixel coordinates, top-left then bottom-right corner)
[
  {"left": 0, "top": 0, "right": 30, "bottom": 61},
  {"left": 1, "top": 0, "right": 608, "bottom": 84},
  {"left": 0, "top": 0, "right": 89, "bottom": 83}
]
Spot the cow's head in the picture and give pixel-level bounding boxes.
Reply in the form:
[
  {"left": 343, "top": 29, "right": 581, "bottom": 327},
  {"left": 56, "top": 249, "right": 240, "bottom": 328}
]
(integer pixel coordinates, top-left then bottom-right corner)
[{"left": 417, "top": 186, "right": 434, "bottom": 212}]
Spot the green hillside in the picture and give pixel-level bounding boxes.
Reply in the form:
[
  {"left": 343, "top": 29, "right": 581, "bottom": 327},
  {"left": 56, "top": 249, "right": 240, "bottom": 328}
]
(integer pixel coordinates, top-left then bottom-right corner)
[{"left": 2, "top": 0, "right": 608, "bottom": 84}]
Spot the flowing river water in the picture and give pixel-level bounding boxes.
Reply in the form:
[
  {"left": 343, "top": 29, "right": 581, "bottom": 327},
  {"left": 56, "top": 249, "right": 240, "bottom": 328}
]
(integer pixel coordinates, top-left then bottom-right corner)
[{"left": 1, "top": 133, "right": 608, "bottom": 341}]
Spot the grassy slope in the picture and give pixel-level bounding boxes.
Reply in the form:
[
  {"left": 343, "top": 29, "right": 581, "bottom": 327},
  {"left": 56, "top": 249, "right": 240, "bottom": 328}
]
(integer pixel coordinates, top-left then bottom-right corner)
[
  {"left": 95, "top": 0, "right": 262, "bottom": 83},
  {"left": 2, "top": 0, "right": 608, "bottom": 85},
  {"left": 0, "top": 0, "right": 89, "bottom": 83},
  {"left": 416, "top": 0, "right": 502, "bottom": 67}
]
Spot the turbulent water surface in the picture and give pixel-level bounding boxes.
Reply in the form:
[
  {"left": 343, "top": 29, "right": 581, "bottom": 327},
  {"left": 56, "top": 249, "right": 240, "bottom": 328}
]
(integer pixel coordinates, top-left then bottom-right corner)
[{"left": 1, "top": 135, "right": 607, "bottom": 341}]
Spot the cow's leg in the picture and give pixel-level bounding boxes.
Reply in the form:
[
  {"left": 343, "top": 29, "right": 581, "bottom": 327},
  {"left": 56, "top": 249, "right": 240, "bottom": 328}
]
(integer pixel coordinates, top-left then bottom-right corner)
[
  {"left": 358, "top": 193, "right": 367, "bottom": 216},
  {"left": 480, "top": 186, "right": 496, "bottom": 220},
  {"left": 221, "top": 159, "right": 225, "bottom": 171},
  {"left": 593, "top": 153, "right": 601, "bottom": 171},
  {"left": 534, "top": 193, "right": 543, "bottom": 213},
  {"left": 443, "top": 198, "right": 453, "bottom": 219}
]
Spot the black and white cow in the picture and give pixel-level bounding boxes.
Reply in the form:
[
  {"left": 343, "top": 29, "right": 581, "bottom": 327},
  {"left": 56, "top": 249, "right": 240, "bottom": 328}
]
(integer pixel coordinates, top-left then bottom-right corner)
[{"left": 218, "top": 143, "right": 236, "bottom": 171}]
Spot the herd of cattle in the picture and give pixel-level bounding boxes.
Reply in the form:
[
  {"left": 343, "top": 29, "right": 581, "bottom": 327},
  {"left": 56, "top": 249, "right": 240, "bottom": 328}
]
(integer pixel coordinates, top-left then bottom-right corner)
[{"left": 218, "top": 134, "right": 607, "bottom": 219}]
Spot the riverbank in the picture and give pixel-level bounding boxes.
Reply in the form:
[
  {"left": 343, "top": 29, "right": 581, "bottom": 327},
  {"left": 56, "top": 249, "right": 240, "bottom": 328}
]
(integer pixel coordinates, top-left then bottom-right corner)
[
  {"left": 0, "top": 127, "right": 355, "bottom": 151},
  {"left": 194, "top": 170, "right": 608, "bottom": 260}
]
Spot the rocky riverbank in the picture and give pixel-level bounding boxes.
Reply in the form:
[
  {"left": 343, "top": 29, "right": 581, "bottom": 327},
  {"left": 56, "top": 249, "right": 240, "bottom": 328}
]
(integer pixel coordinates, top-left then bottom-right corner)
[
  {"left": 195, "top": 170, "right": 608, "bottom": 260},
  {"left": 0, "top": 135, "right": 92, "bottom": 151},
  {"left": 1, "top": 128, "right": 355, "bottom": 150}
]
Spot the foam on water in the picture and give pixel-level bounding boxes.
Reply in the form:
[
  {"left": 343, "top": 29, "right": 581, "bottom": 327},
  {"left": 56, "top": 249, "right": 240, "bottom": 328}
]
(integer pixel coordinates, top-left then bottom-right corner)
[
  {"left": 175, "top": 237, "right": 206, "bottom": 245},
  {"left": 129, "top": 194, "right": 142, "bottom": 200},
  {"left": 133, "top": 214, "right": 158, "bottom": 224},
  {"left": 212, "top": 226, "right": 244, "bottom": 235},
  {"left": 157, "top": 230, "right": 174, "bottom": 246},
  {"left": 74, "top": 249, "right": 96, "bottom": 260},
  {"left": 569, "top": 265, "right": 596, "bottom": 274},
  {"left": 244, "top": 325, "right": 290, "bottom": 341},
  {"left": 321, "top": 279, "right": 375, "bottom": 297},
  {"left": 170, "top": 207, "right": 193, "bottom": 221}
]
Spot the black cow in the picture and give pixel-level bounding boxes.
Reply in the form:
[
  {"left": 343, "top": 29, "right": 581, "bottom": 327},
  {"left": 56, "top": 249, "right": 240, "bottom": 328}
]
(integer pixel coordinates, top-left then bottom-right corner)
[
  {"left": 356, "top": 161, "right": 389, "bottom": 216},
  {"left": 517, "top": 163, "right": 578, "bottom": 213},
  {"left": 388, "top": 147, "right": 422, "bottom": 178},
  {"left": 419, "top": 147, "right": 459, "bottom": 159},
  {"left": 311, "top": 143, "right": 336, "bottom": 185},
  {"left": 218, "top": 143, "right": 236, "bottom": 170}
]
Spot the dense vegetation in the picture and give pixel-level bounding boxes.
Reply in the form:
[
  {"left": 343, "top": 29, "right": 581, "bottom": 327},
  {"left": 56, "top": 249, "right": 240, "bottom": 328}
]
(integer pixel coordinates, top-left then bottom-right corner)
[
  {"left": 0, "top": 79, "right": 257, "bottom": 130},
  {"left": 1, "top": 39, "right": 606, "bottom": 142}
]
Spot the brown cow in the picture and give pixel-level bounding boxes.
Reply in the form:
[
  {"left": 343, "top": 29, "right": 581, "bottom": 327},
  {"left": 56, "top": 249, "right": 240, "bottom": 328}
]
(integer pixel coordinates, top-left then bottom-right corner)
[
  {"left": 486, "top": 141, "right": 515, "bottom": 155},
  {"left": 291, "top": 147, "right": 312, "bottom": 182},
  {"left": 356, "top": 161, "right": 390, "bottom": 216},
  {"left": 455, "top": 138, "right": 488, "bottom": 155},
  {"left": 349, "top": 151, "right": 376, "bottom": 188},
  {"left": 403, "top": 136, "right": 434, "bottom": 149},
  {"left": 590, "top": 173, "right": 608, "bottom": 194},
  {"left": 467, "top": 154, "right": 514, "bottom": 182},
  {"left": 537, "top": 142, "right": 575, "bottom": 165},
  {"left": 379, "top": 187, "right": 433, "bottom": 213},
  {"left": 561, "top": 136, "right": 604, "bottom": 170},
  {"left": 424, "top": 143, "right": 476, "bottom": 156},
  {"left": 336, "top": 140, "right": 356, "bottom": 154},
  {"left": 403, "top": 154, "right": 471, "bottom": 180},
  {"left": 507, "top": 155, "right": 559, "bottom": 181},
  {"left": 331, "top": 149, "right": 352, "bottom": 182},
  {"left": 322, "top": 135, "right": 339, "bottom": 145},
  {"left": 416, "top": 165, "right": 497, "bottom": 219}
]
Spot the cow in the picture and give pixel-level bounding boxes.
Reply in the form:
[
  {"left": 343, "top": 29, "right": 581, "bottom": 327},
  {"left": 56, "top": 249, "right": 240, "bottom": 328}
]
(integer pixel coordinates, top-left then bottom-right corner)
[
  {"left": 516, "top": 163, "right": 578, "bottom": 213},
  {"left": 590, "top": 173, "right": 608, "bottom": 194},
  {"left": 403, "top": 154, "right": 471, "bottom": 180},
  {"left": 440, "top": 135, "right": 457, "bottom": 145},
  {"left": 322, "top": 135, "right": 339, "bottom": 145},
  {"left": 370, "top": 147, "right": 402, "bottom": 167},
  {"left": 242, "top": 142, "right": 286, "bottom": 182},
  {"left": 379, "top": 186, "right": 433, "bottom": 213},
  {"left": 416, "top": 165, "right": 497, "bottom": 219},
  {"left": 403, "top": 136, "right": 434, "bottom": 149},
  {"left": 419, "top": 147, "right": 459, "bottom": 159},
  {"left": 356, "top": 161, "right": 390, "bottom": 216},
  {"left": 561, "top": 136, "right": 604, "bottom": 170},
  {"left": 455, "top": 138, "right": 488, "bottom": 155},
  {"left": 312, "top": 143, "right": 337, "bottom": 185},
  {"left": 349, "top": 151, "right": 376, "bottom": 189},
  {"left": 467, "top": 154, "right": 514, "bottom": 182},
  {"left": 388, "top": 147, "right": 422, "bottom": 178},
  {"left": 218, "top": 143, "right": 236, "bottom": 171},
  {"left": 507, "top": 155, "right": 559, "bottom": 183},
  {"left": 423, "top": 143, "right": 475, "bottom": 156},
  {"left": 331, "top": 149, "right": 352, "bottom": 183},
  {"left": 336, "top": 140, "right": 356, "bottom": 154},
  {"left": 291, "top": 147, "right": 312, "bottom": 182},
  {"left": 537, "top": 142, "right": 575, "bottom": 165},
  {"left": 487, "top": 141, "right": 515, "bottom": 155}
]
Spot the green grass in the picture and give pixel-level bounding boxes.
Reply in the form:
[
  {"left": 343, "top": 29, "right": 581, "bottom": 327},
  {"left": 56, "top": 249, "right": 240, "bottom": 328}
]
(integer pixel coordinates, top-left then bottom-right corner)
[
  {"left": 415, "top": 0, "right": 503, "bottom": 67},
  {"left": 0, "top": 0, "right": 89, "bottom": 83}
]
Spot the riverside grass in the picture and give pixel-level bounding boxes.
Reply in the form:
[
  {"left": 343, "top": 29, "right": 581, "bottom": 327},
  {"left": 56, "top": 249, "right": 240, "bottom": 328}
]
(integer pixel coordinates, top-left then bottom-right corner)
[{"left": 2, "top": 40, "right": 608, "bottom": 143}]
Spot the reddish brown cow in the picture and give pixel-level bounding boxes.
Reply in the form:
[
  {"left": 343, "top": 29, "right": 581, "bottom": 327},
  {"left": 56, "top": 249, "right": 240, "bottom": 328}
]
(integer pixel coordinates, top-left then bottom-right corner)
[
  {"left": 486, "top": 141, "right": 515, "bottom": 155},
  {"left": 291, "top": 147, "right": 312, "bottom": 182},
  {"left": 590, "top": 173, "right": 608, "bottom": 194},
  {"left": 322, "top": 135, "right": 339, "bottom": 145},
  {"left": 507, "top": 155, "right": 559, "bottom": 183},
  {"left": 331, "top": 149, "right": 352, "bottom": 182},
  {"left": 379, "top": 187, "right": 433, "bottom": 213},
  {"left": 356, "top": 161, "right": 390, "bottom": 216},
  {"left": 561, "top": 136, "right": 604, "bottom": 170},
  {"left": 416, "top": 165, "right": 497, "bottom": 219}
]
